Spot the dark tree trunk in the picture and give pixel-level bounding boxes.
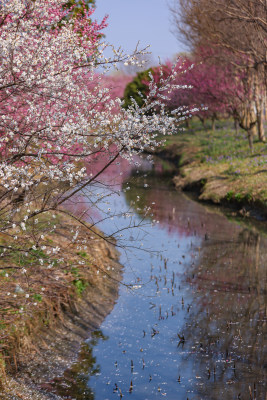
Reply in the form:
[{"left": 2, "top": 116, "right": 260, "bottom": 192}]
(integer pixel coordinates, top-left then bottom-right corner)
[
  {"left": 211, "top": 117, "right": 216, "bottom": 131},
  {"left": 198, "top": 116, "right": 206, "bottom": 129},
  {"left": 234, "top": 118, "right": 239, "bottom": 135}
]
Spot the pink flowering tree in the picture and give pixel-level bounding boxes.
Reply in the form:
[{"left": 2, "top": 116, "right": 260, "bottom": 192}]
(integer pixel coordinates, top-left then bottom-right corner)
[
  {"left": 163, "top": 47, "right": 258, "bottom": 149},
  {"left": 150, "top": 59, "right": 197, "bottom": 123},
  {"left": 100, "top": 73, "right": 133, "bottom": 112},
  {"left": 164, "top": 52, "right": 231, "bottom": 129},
  {"left": 123, "top": 60, "right": 197, "bottom": 123},
  {"left": 123, "top": 45, "right": 259, "bottom": 149},
  {"left": 0, "top": 0, "right": 192, "bottom": 274},
  {"left": 189, "top": 47, "right": 259, "bottom": 149}
]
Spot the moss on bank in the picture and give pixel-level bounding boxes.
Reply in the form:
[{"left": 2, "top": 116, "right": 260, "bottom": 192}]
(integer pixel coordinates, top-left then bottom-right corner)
[
  {"left": 0, "top": 212, "right": 122, "bottom": 399},
  {"left": 155, "top": 120, "right": 267, "bottom": 218}
]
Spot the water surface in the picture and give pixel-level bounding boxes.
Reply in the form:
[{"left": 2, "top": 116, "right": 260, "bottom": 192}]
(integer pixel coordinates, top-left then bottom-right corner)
[{"left": 50, "top": 160, "right": 266, "bottom": 400}]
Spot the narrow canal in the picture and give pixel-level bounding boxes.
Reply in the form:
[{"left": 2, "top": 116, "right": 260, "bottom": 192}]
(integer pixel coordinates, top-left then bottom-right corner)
[{"left": 51, "top": 157, "right": 266, "bottom": 400}]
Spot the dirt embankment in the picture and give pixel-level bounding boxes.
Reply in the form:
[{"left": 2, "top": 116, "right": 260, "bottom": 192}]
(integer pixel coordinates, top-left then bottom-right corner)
[
  {"left": 151, "top": 141, "right": 267, "bottom": 221},
  {"left": 0, "top": 217, "right": 123, "bottom": 400}
]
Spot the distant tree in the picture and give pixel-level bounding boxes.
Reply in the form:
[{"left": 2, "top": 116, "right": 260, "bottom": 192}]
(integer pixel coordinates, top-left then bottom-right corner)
[
  {"left": 123, "top": 69, "right": 153, "bottom": 110},
  {"left": 63, "top": 0, "right": 95, "bottom": 17},
  {"left": 165, "top": 48, "right": 259, "bottom": 149},
  {"left": 102, "top": 73, "right": 133, "bottom": 100},
  {"left": 123, "top": 61, "right": 197, "bottom": 124},
  {"left": 100, "top": 73, "right": 133, "bottom": 112}
]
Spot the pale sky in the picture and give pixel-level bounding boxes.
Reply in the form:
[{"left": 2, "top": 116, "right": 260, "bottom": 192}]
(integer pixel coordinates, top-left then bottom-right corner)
[{"left": 93, "top": 0, "right": 186, "bottom": 63}]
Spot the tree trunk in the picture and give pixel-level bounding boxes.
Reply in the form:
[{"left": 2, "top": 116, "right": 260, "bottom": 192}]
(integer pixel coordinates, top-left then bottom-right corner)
[
  {"left": 199, "top": 117, "right": 206, "bottom": 129},
  {"left": 234, "top": 118, "right": 239, "bottom": 135},
  {"left": 254, "top": 64, "right": 266, "bottom": 142},
  {"left": 251, "top": 123, "right": 258, "bottom": 138},
  {"left": 256, "top": 108, "right": 265, "bottom": 142},
  {"left": 211, "top": 117, "right": 216, "bottom": 131},
  {"left": 240, "top": 106, "right": 257, "bottom": 151}
]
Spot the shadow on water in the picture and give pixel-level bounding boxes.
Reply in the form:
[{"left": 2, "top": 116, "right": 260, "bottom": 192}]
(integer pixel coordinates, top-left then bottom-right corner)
[
  {"left": 46, "top": 331, "right": 108, "bottom": 400},
  {"left": 48, "top": 159, "right": 266, "bottom": 400}
]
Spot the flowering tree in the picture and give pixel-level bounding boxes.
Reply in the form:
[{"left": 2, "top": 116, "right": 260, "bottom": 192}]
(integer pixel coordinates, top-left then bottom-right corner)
[
  {"left": 122, "top": 45, "right": 258, "bottom": 150},
  {"left": 166, "top": 49, "right": 240, "bottom": 128},
  {"left": 171, "top": 0, "right": 266, "bottom": 143},
  {"left": 181, "top": 47, "right": 259, "bottom": 150},
  {"left": 0, "top": 0, "right": 190, "bottom": 276},
  {"left": 150, "top": 47, "right": 258, "bottom": 150},
  {"left": 100, "top": 73, "right": 133, "bottom": 113},
  {"left": 123, "top": 61, "right": 196, "bottom": 125}
]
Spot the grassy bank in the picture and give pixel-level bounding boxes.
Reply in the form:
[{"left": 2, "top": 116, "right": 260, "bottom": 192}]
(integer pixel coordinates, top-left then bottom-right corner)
[
  {"left": 156, "top": 119, "right": 267, "bottom": 218},
  {"left": 0, "top": 212, "right": 122, "bottom": 398}
]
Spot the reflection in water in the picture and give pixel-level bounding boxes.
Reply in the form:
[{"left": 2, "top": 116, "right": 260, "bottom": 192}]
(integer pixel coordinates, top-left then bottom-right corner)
[
  {"left": 48, "top": 331, "right": 108, "bottom": 399},
  {"left": 180, "top": 228, "right": 266, "bottom": 400},
  {"left": 126, "top": 175, "right": 267, "bottom": 400},
  {"left": 50, "top": 161, "right": 266, "bottom": 400}
]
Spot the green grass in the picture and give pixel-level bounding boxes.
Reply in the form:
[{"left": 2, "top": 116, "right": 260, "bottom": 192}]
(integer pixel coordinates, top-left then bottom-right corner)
[
  {"left": 161, "top": 120, "right": 266, "bottom": 161},
  {"left": 33, "top": 293, "right": 42, "bottom": 302},
  {"left": 71, "top": 265, "right": 88, "bottom": 295},
  {"left": 73, "top": 279, "right": 87, "bottom": 295},
  {"left": 157, "top": 118, "right": 267, "bottom": 213}
]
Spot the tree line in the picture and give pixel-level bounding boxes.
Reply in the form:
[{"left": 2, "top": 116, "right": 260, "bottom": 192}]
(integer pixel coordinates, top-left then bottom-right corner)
[{"left": 122, "top": 0, "right": 266, "bottom": 150}]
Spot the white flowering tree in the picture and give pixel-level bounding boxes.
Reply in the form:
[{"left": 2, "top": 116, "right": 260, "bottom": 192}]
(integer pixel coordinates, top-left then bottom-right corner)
[{"left": 0, "top": 0, "right": 191, "bottom": 275}]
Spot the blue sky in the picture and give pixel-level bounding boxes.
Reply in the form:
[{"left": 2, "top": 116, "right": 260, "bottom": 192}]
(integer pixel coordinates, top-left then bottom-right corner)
[{"left": 93, "top": 0, "right": 186, "bottom": 63}]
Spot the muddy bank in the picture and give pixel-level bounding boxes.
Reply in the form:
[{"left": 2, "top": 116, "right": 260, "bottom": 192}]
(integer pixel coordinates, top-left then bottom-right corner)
[
  {"left": 173, "top": 168, "right": 267, "bottom": 220},
  {"left": 149, "top": 143, "right": 267, "bottom": 221},
  {"left": 0, "top": 223, "right": 123, "bottom": 400}
]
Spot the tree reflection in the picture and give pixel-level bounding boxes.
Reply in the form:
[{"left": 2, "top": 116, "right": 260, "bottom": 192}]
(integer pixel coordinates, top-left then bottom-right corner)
[
  {"left": 183, "top": 227, "right": 266, "bottom": 399},
  {"left": 125, "top": 171, "right": 267, "bottom": 400},
  {"left": 48, "top": 330, "right": 108, "bottom": 400}
]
